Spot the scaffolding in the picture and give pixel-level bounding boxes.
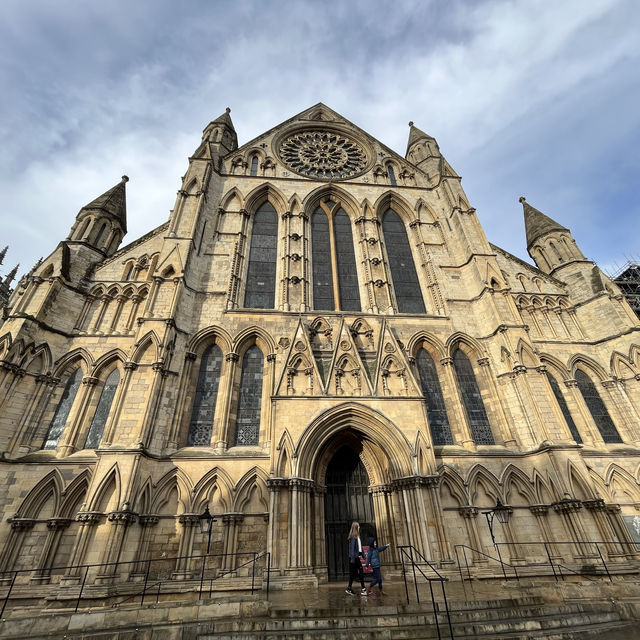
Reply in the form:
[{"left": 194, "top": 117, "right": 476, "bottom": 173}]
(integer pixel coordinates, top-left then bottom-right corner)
[{"left": 611, "top": 262, "right": 640, "bottom": 320}]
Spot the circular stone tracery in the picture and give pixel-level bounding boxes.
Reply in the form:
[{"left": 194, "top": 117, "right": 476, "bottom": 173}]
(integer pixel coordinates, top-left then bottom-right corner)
[{"left": 279, "top": 130, "right": 368, "bottom": 180}]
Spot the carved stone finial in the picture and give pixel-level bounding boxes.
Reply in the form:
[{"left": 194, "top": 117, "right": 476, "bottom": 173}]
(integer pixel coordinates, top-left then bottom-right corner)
[
  {"left": 408, "top": 121, "right": 414, "bottom": 127},
  {"left": 519, "top": 196, "right": 526, "bottom": 203},
  {"left": 121, "top": 175, "right": 129, "bottom": 183},
  {"left": 225, "top": 107, "right": 231, "bottom": 113}
]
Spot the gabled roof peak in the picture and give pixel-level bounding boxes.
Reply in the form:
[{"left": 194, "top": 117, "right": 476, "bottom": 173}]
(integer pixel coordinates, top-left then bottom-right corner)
[{"left": 406, "top": 121, "right": 437, "bottom": 155}]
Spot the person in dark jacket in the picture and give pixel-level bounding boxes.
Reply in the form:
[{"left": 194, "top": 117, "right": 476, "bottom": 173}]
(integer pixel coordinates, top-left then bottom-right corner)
[
  {"left": 365, "top": 537, "right": 390, "bottom": 594},
  {"left": 345, "top": 522, "right": 367, "bottom": 595}
]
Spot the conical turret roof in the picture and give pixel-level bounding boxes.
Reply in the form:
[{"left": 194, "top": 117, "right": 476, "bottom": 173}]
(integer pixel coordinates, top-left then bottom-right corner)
[
  {"left": 212, "top": 107, "right": 236, "bottom": 132},
  {"left": 406, "top": 121, "right": 437, "bottom": 155},
  {"left": 80, "top": 176, "right": 128, "bottom": 233},
  {"left": 521, "top": 196, "right": 568, "bottom": 248}
]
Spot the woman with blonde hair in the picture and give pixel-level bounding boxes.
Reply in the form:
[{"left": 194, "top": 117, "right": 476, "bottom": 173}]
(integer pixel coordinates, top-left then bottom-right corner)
[{"left": 345, "top": 521, "right": 366, "bottom": 595}]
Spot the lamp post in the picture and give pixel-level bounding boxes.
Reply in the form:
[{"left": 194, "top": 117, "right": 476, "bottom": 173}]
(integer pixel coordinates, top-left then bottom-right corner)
[
  {"left": 482, "top": 499, "right": 512, "bottom": 578},
  {"left": 199, "top": 505, "right": 215, "bottom": 554},
  {"left": 198, "top": 505, "right": 216, "bottom": 599}
]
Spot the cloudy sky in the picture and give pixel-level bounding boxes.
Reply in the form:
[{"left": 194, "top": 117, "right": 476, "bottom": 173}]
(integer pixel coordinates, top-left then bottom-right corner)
[{"left": 0, "top": 0, "right": 638, "bottom": 281}]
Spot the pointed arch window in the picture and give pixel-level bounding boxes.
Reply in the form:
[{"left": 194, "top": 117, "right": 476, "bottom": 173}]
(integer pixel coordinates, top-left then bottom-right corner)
[
  {"left": 43, "top": 368, "right": 83, "bottom": 450},
  {"left": 546, "top": 372, "right": 582, "bottom": 443},
  {"left": 453, "top": 349, "right": 494, "bottom": 445},
  {"left": 416, "top": 348, "right": 453, "bottom": 445},
  {"left": 575, "top": 370, "right": 622, "bottom": 443},
  {"left": 311, "top": 201, "right": 361, "bottom": 311},
  {"left": 387, "top": 165, "right": 397, "bottom": 186},
  {"left": 187, "top": 344, "right": 223, "bottom": 446},
  {"left": 382, "top": 208, "right": 425, "bottom": 313},
  {"left": 244, "top": 202, "right": 277, "bottom": 309},
  {"left": 250, "top": 156, "right": 259, "bottom": 177},
  {"left": 234, "top": 345, "right": 263, "bottom": 446},
  {"left": 84, "top": 369, "right": 120, "bottom": 449},
  {"left": 94, "top": 222, "right": 108, "bottom": 248}
]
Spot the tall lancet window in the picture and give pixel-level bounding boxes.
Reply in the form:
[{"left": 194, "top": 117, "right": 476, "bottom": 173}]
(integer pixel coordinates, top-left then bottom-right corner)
[
  {"left": 43, "top": 368, "right": 83, "bottom": 450},
  {"left": 453, "top": 349, "right": 494, "bottom": 445},
  {"left": 84, "top": 369, "right": 120, "bottom": 449},
  {"left": 416, "top": 348, "right": 453, "bottom": 445},
  {"left": 187, "top": 344, "right": 223, "bottom": 446},
  {"left": 250, "top": 156, "right": 259, "bottom": 176},
  {"left": 546, "top": 372, "right": 582, "bottom": 443},
  {"left": 311, "top": 200, "right": 361, "bottom": 311},
  {"left": 234, "top": 345, "right": 263, "bottom": 446},
  {"left": 382, "top": 209, "right": 425, "bottom": 313},
  {"left": 244, "top": 202, "right": 277, "bottom": 309},
  {"left": 575, "top": 370, "right": 622, "bottom": 443}
]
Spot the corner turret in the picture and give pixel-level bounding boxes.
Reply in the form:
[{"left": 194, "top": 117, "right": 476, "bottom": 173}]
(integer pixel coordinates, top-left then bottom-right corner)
[
  {"left": 196, "top": 107, "right": 238, "bottom": 168},
  {"left": 68, "top": 176, "right": 128, "bottom": 257},
  {"left": 521, "top": 196, "right": 586, "bottom": 274},
  {"left": 405, "top": 121, "right": 459, "bottom": 181}
]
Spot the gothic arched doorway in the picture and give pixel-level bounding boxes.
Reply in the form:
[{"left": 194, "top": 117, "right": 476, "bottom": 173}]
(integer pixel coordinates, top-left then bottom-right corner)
[{"left": 324, "top": 446, "right": 376, "bottom": 581}]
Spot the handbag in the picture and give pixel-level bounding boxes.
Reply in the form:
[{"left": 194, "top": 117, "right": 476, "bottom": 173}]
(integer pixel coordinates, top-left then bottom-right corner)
[{"left": 361, "top": 546, "right": 373, "bottom": 574}]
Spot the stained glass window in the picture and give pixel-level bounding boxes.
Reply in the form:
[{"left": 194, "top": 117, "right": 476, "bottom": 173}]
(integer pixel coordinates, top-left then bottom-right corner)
[
  {"left": 234, "top": 345, "right": 263, "bottom": 446},
  {"left": 84, "top": 369, "right": 120, "bottom": 449},
  {"left": 312, "top": 208, "right": 334, "bottom": 310},
  {"left": 453, "top": 350, "right": 494, "bottom": 445},
  {"left": 43, "top": 368, "right": 83, "bottom": 450},
  {"left": 416, "top": 349, "right": 453, "bottom": 445},
  {"left": 546, "top": 373, "right": 582, "bottom": 443},
  {"left": 334, "top": 208, "right": 361, "bottom": 311},
  {"left": 382, "top": 209, "right": 425, "bottom": 313},
  {"left": 187, "top": 344, "right": 223, "bottom": 446},
  {"left": 575, "top": 370, "right": 622, "bottom": 443},
  {"left": 244, "top": 202, "right": 277, "bottom": 309}
]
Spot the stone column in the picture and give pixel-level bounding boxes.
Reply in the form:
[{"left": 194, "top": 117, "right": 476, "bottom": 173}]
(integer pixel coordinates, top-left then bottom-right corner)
[
  {"left": 0, "top": 519, "right": 35, "bottom": 581},
  {"left": 287, "top": 478, "right": 313, "bottom": 572},
  {"left": 605, "top": 504, "right": 637, "bottom": 559},
  {"left": 167, "top": 352, "right": 197, "bottom": 450},
  {"left": 458, "top": 506, "right": 487, "bottom": 565},
  {"left": 95, "top": 510, "right": 137, "bottom": 583},
  {"left": 108, "top": 294, "right": 127, "bottom": 333},
  {"left": 221, "top": 514, "right": 244, "bottom": 571},
  {"left": 552, "top": 497, "right": 592, "bottom": 559},
  {"left": 529, "top": 505, "right": 561, "bottom": 561},
  {"left": 174, "top": 514, "right": 199, "bottom": 579},
  {"left": 57, "top": 376, "right": 99, "bottom": 456},
  {"left": 266, "top": 478, "right": 286, "bottom": 572},
  {"left": 131, "top": 515, "right": 159, "bottom": 576},
  {"left": 583, "top": 499, "right": 623, "bottom": 560},
  {"left": 61, "top": 512, "right": 101, "bottom": 583},
  {"left": 31, "top": 518, "right": 72, "bottom": 583}
]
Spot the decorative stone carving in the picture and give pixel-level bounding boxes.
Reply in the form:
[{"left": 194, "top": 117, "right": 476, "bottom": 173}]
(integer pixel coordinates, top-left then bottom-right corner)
[{"left": 278, "top": 130, "right": 368, "bottom": 180}]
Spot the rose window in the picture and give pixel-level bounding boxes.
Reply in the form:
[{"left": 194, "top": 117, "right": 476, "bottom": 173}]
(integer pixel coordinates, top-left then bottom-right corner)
[{"left": 279, "top": 130, "right": 368, "bottom": 180}]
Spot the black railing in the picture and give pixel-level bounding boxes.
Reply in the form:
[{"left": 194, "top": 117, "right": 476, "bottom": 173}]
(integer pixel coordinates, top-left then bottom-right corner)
[
  {"left": 454, "top": 539, "right": 640, "bottom": 583},
  {"left": 398, "top": 544, "right": 454, "bottom": 640},
  {"left": 0, "top": 549, "right": 271, "bottom": 618},
  {"left": 454, "top": 544, "right": 519, "bottom": 582}
]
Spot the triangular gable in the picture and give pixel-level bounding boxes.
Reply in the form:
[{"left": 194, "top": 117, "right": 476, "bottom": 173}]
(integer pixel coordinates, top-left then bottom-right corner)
[{"left": 275, "top": 320, "right": 324, "bottom": 396}]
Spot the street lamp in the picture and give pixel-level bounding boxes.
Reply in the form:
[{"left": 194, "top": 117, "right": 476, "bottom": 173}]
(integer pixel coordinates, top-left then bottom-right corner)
[
  {"left": 483, "top": 499, "right": 512, "bottom": 578},
  {"left": 198, "top": 505, "right": 216, "bottom": 600},
  {"left": 483, "top": 499, "right": 512, "bottom": 548},
  {"left": 199, "top": 505, "right": 216, "bottom": 554}
]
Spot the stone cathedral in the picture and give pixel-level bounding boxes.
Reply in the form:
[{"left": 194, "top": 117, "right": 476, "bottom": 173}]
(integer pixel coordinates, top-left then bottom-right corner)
[{"left": 1, "top": 103, "right": 640, "bottom": 593}]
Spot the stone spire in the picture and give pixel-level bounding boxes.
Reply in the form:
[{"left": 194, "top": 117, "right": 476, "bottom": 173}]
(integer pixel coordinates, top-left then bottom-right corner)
[
  {"left": 520, "top": 196, "right": 568, "bottom": 249},
  {"left": 200, "top": 107, "right": 238, "bottom": 160},
  {"left": 406, "top": 121, "right": 437, "bottom": 156},
  {"left": 0, "top": 246, "right": 7, "bottom": 267},
  {"left": 79, "top": 176, "right": 128, "bottom": 233},
  {"left": 4, "top": 264, "right": 18, "bottom": 286}
]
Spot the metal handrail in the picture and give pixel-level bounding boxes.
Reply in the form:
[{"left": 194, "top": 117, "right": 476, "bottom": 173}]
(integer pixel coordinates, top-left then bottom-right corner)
[
  {"left": 454, "top": 544, "right": 520, "bottom": 582},
  {"left": 0, "top": 549, "right": 271, "bottom": 617},
  {"left": 398, "top": 545, "right": 454, "bottom": 640}
]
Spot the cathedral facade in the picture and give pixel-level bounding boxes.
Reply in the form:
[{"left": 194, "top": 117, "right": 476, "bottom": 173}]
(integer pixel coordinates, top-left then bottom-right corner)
[{"left": 1, "top": 104, "right": 639, "bottom": 590}]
